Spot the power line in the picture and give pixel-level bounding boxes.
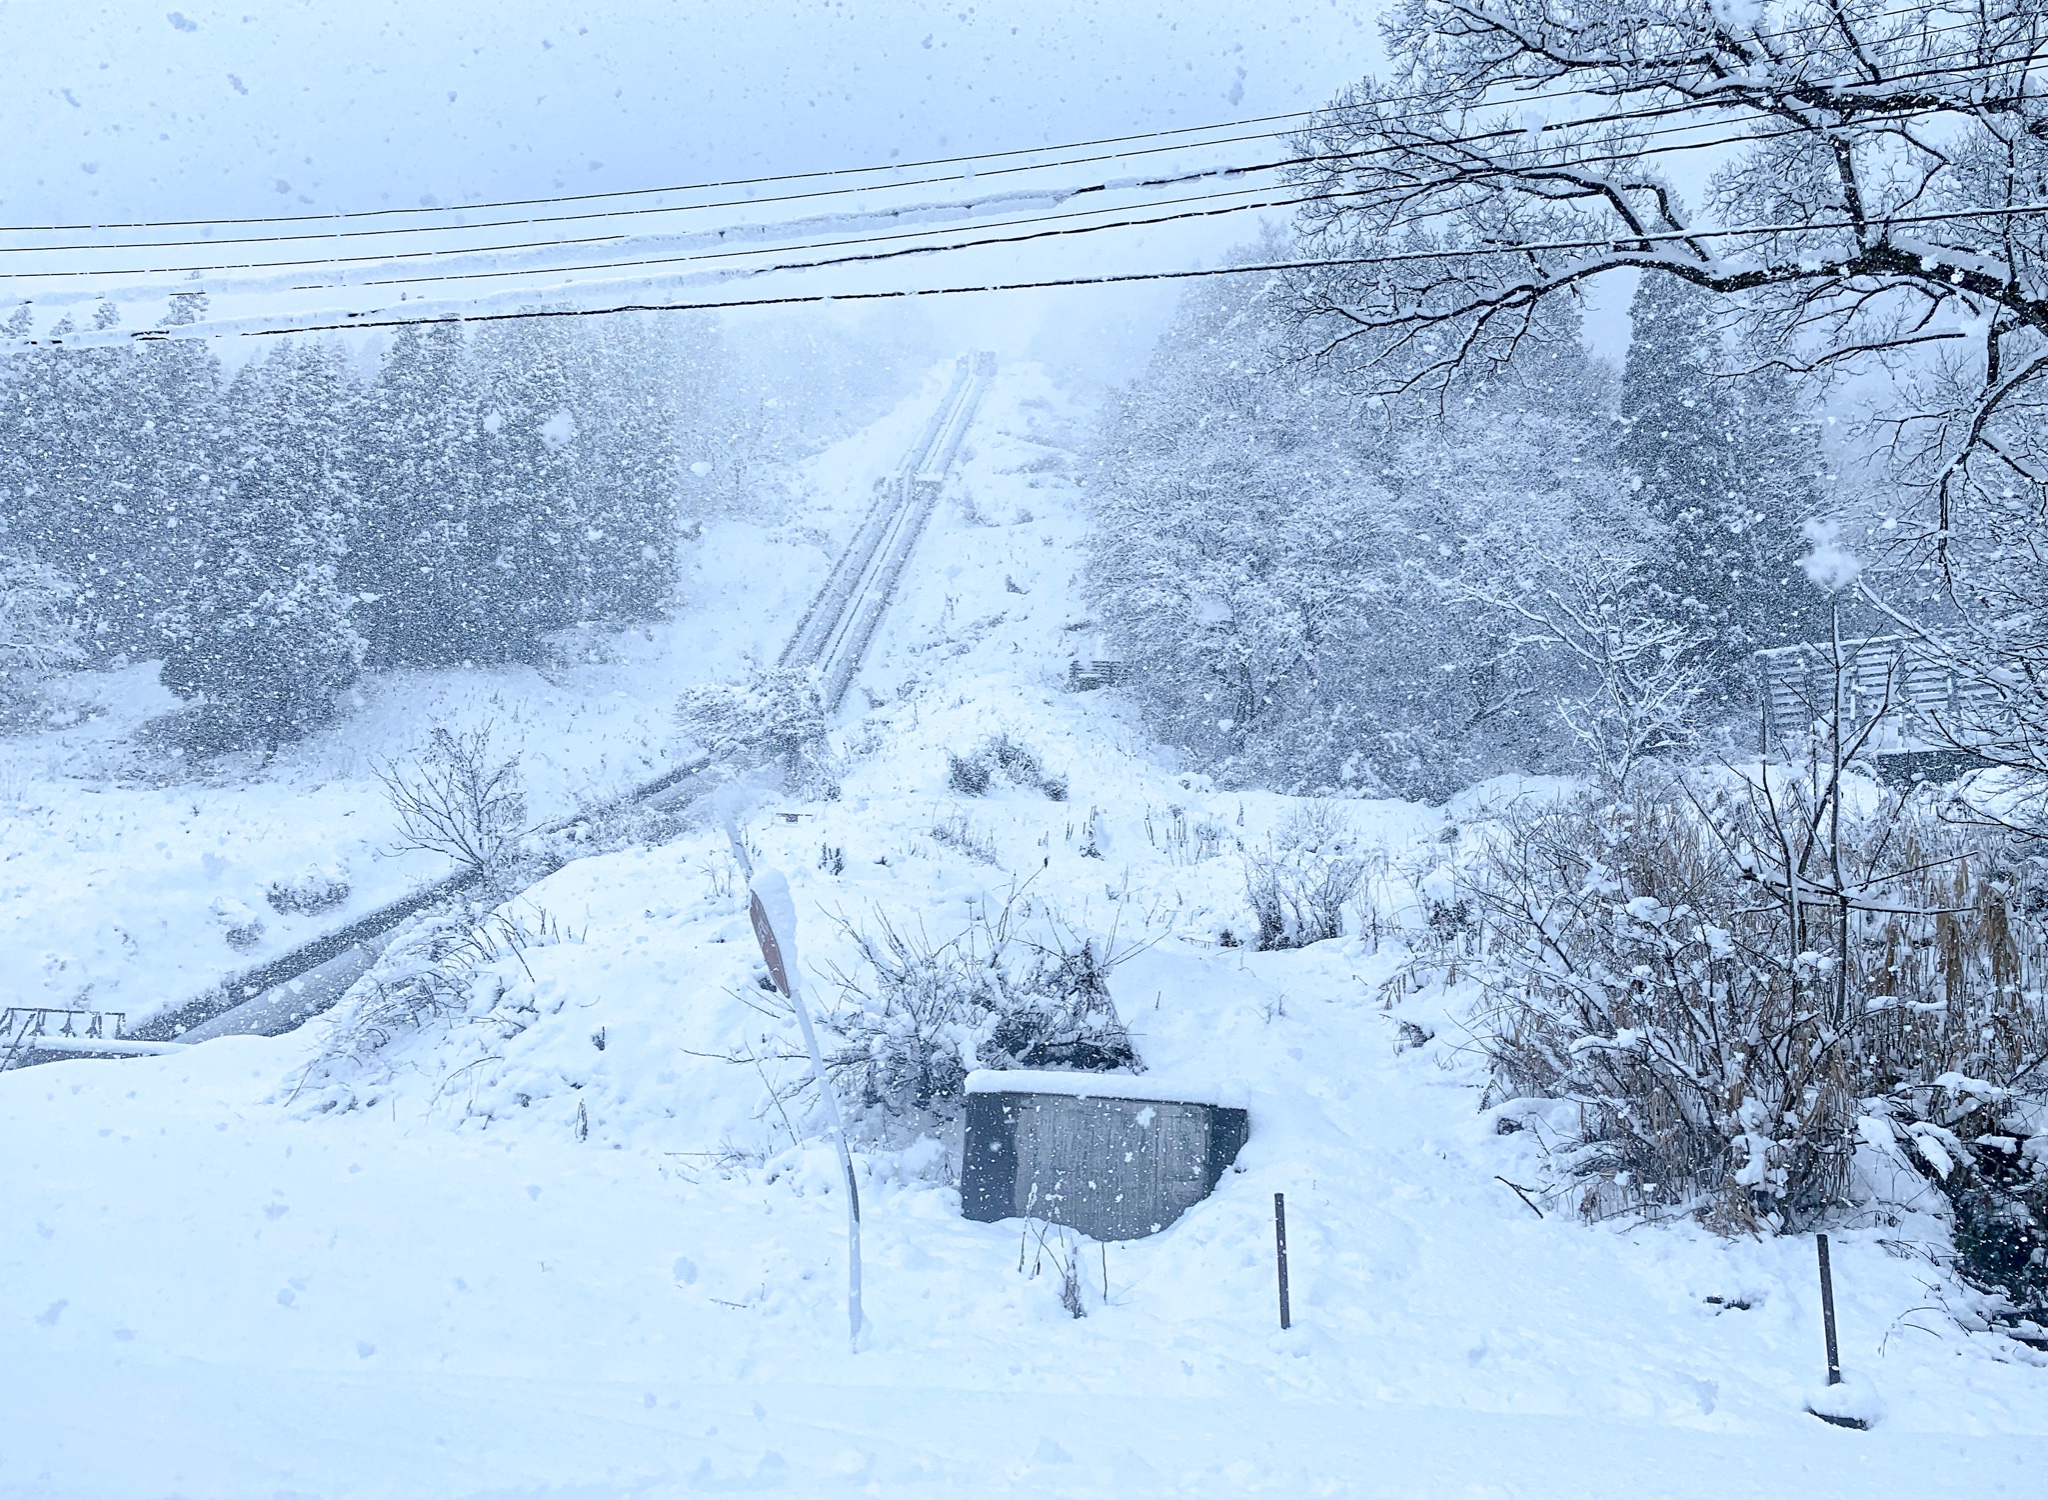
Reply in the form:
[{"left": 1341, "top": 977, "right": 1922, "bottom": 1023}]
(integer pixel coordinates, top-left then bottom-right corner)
[
  {"left": 3, "top": 104, "right": 1785, "bottom": 288},
  {"left": 0, "top": 125, "right": 1296, "bottom": 258},
  {"left": 332, "top": 119, "right": 1841, "bottom": 297},
  {"left": 32, "top": 196, "right": 2038, "bottom": 350},
  {"left": 0, "top": 75, "right": 1821, "bottom": 263},
  {"left": 0, "top": 0, "right": 2005, "bottom": 242},
  {"left": 11, "top": 50, "right": 2017, "bottom": 291},
  {"left": 0, "top": 113, "right": 1319, "bottom": 237}
]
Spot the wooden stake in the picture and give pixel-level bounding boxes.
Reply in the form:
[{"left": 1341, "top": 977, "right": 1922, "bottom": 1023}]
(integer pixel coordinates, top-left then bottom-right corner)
[
  {"left": 1817, "top": 1233, "right": 1842, "bottom": 1386},
  {"left": 1274, "top": 1192, "right": 1293, "bottom": 1330}
]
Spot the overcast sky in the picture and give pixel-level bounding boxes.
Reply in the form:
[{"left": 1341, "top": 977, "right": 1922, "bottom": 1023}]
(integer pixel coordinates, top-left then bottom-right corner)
[
  {"left": 2, "top": 3, "right": 1400, "bottom": 375},
  {"left": 3, "top": 3, "right": 1381, "bottom": 221}
]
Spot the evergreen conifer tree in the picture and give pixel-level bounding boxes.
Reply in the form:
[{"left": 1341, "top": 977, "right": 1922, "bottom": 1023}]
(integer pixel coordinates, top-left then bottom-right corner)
[
  {"left": 158, "top": 340, "right": 364, "bottom": 753},
  {"left": 0, "top": 309, "right": 148, "bottom": 654},
  {"left": 1618, "top": 276, "right": 1828, "bottom": 674},
  {"left": 352, "top": 322, "right": 487, "bottom": 667}
]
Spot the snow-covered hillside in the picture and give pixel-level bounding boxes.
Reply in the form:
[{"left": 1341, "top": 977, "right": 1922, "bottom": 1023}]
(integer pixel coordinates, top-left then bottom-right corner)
[
  {"left": 0, "top": 362, "right": 959, "bottom": 1027},
  {"left": 3, "top": 365, "right": 2044, "bottom": 1499}
]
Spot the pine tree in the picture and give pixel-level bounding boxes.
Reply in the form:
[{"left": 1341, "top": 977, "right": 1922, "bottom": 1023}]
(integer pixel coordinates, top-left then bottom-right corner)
[
  {"left": 0, "top": 298, "right": 221, "bottom": 663},
  {"left": 1618, "top": 275, "right": 1828, "bottom": 669},
  {"left": 157, "top": 340, "right": 365, "bottom": 754},
  {"left": 127, "top": 294, "right": 224, "bottom": 654},
  {"left": 0, "top": 308, "right": 147, "bottom": 654},
  {"left": 351, "top": 322, "right": 488, "bottom": 667},
  {"left": 470, "top": 318, "right": 585, "bottom": 659},
  {"left": 570, "top": 315, "right": 682, "bottom": 624}
]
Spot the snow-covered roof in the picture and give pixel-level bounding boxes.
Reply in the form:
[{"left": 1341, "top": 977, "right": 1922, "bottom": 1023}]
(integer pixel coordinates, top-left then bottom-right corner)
[{"left": 964, "top": 1069, "right": 1248, "bottom": 1109}]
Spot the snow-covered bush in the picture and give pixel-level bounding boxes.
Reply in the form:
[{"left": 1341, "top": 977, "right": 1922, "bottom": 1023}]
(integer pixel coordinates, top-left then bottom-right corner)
[
  {"left": 946, "top": 751, "right": 991, "bottom": 796},
  {"left": 306, "top": 906, "right": 571, "bottom": 1076},
  {"left": 944, "top": 733, "right": 1066, "bottom": 800},
  {"left": 375, "top": 722, "right": 528, "bottom": 879},
  {"left": 816, "top": 899, "right": 1140, "bottom": 1121},
  {"left": 1459, "top": 778, "right": 2048, "bottom": 1253},
  {"left": 0, "top": 553, "right": 80, "bottom": 729},
  {"left": 1243, "top": 803, "right": 1375, "bottom": 949},
  {"left": 677, "top": 666, "right": 835, "bottom": 797},
  {"left": 265, "top": 868, "right": 352, "bottom": 916}
]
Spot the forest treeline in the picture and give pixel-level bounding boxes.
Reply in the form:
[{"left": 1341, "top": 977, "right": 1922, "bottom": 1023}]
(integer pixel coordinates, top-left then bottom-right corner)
[
  {"left": 0, "top": 301, "right": 902, "bottom": 749},
  {"left": 1086, "top": 261, "right": 1836, "bottom": 799}
]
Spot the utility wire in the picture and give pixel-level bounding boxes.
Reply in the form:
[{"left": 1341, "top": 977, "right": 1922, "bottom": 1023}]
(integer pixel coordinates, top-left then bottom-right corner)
[
  {"left": 0, "top": 55, "right": 1968, "bottom": 262},
  {"left": 332, "top": 118, "right": 1857, "bottom": 297},
  {"left": 32, "top": 196, "right": 2041, "bottom": 350},
  {"left": 4, "top": 102, "right": 1808, "bottom": 286}
]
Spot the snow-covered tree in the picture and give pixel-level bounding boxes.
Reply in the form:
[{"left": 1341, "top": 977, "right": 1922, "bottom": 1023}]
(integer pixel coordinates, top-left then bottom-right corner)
[
  {"left": 0, "top": 552, "right": 81, "bottom": 725},
  {"left": 1617, "top": 275, "right": 1828, "bottom": 675},
  {"left": 1087, "top": 260, "right": 1608, "bottom": 796},
  {"left": 157, "top": 340, "right": 364, "bottom": 753},
  {"left": 1285, "top": 0, "right": 2048, "bottom": 776},
  {"left": 351, "top": 322, "right": 489, "bottom": 668},
  {"left": 1453, "top": 543, "right": 1708, "bottom": 791}
]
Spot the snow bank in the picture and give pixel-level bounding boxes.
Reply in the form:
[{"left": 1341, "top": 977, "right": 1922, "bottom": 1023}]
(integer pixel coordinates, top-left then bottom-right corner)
[{"left": 1805, "top": 1374, "right": 1888, "bottom": 1430}]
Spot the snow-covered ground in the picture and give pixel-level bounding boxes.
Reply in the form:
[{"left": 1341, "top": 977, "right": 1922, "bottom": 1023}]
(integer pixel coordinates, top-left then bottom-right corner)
[
  {"left": 0, "top": 361, "right": 958, "bottom": 1027},
  {"left": 4, "top": 364, "right": 2045, "bottom": 1498}
]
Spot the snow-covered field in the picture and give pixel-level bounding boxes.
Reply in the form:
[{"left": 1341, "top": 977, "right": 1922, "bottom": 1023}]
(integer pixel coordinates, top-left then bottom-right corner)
[
  {"left": 0, "top": 362, "right": 958, "bottom": 1028},
  {"left": 4, "top": 365, "right": 2045, "bottom": 1498}
]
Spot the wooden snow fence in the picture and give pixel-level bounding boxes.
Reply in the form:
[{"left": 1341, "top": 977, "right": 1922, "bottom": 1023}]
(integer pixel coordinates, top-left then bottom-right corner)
[{"left": 960, "top": 1070, "right": 1248, "bottom": 1241}]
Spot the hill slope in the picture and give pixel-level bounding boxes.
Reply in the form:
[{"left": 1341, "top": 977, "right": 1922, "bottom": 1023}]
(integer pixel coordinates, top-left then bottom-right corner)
[{"left": 2, "top": 364, "right": 2044, "bottom": 1500}]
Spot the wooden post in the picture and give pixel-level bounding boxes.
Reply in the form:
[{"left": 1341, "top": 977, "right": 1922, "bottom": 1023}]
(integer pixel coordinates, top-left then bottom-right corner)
[
  {"left": 1274, "top": 1192, "right": 1292, "bottom": 1331},
  {"left": 1817, "top": 1233, "right": 1842, "bottom": 1386}
]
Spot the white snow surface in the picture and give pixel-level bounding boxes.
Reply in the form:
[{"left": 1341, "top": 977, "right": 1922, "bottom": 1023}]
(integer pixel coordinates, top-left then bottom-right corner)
[{"left": 3, "top": 365, "right": 2046, "bottom": 1498}]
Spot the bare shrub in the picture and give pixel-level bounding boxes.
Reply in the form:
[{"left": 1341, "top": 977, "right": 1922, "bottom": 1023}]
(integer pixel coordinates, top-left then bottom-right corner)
[
  {"left": 376, "top": 722, "right": 528, "bottom": 879},
  {"left": 1149, "top": 805, "right": 1227, "bottom": 865},
  {"left": 1243, "top": 803, "right": 1375, "bottom": 948},
  {"left": 930, "top": 812, "right": 1000, "bottom": 866},
  {"left": 310, "top": 906, "right": 573, "bottom": 1069},
  {"left": 1453, "top": 546, "right": 1707, "bottom": 792},
  {"left": 1018, "top": 1218, "right": 1093, "bottom": 1318}
]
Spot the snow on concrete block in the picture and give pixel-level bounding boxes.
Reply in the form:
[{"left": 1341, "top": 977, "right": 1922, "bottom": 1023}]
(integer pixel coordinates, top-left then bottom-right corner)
[
  {"left": 961, "top": 1071, "right": 1249, "bottom": 1241},
  {"left": 964, "top": 1069, "right": 1249, "bottom": 1108}
]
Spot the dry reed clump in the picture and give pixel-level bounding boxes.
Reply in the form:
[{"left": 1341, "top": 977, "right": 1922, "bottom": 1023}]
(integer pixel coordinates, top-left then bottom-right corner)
[
  {"left": 1243, "top": 802, "right": 1376, "bottom": 949},
  {"left": 310, "top": 905, "right": 575, "bottom": 1070},
  {"left": 1450, "top": 777, "right": 2048, "bottom": 1271},
  {"left": 723, "top": 889, "right": 1145, "bottom": 1127}
]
